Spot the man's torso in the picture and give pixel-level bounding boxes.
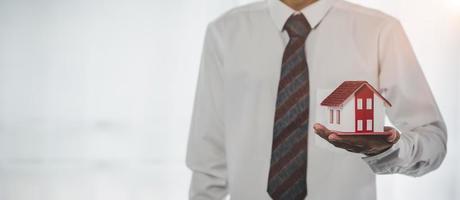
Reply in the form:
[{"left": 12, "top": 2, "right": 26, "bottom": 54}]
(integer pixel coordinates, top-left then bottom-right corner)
[{"left": 210, "top": 0, "right": 397, "bottom": 199}]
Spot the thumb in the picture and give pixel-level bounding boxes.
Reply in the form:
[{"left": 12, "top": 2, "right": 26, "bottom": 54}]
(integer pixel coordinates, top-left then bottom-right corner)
[{"left": 386, "top": 129, "right": 398, "bottom": 143}]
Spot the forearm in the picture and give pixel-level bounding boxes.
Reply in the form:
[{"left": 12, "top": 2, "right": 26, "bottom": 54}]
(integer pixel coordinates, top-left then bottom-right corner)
[{"left": 363, "top": 121, "right": 447, "bottom": 177}]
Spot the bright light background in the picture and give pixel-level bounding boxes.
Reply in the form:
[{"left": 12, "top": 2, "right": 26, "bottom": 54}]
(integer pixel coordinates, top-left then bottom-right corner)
[{"left": 0, "top": 0, "right": 458, "bottom": 199}]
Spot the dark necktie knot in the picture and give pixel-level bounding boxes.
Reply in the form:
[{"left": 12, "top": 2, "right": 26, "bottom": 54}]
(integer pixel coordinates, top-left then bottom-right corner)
[{"left": 283, "top": 13, "right": 311, "bottom": 39}]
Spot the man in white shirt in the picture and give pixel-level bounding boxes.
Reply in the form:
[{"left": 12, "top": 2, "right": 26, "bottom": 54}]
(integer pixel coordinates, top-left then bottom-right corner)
[{"left": 186, "top": 0, "right": 448, "bottom": 199}]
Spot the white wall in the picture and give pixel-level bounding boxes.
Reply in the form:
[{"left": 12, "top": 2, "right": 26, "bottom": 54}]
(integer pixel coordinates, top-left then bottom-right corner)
[
  {"left": 0, "top": 0, "right": 237, "bottom": 199},
  {"left": 0, "top": 0, "right": 458, "bottom": 199}
]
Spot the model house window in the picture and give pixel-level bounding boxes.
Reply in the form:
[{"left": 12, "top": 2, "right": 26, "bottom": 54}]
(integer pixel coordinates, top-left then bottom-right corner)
[
  {"left": 366, "top": 119, "right": 373, "bottom": 131},
  {"left": 330, "top": 109, "right": 334, "bottom": 124},
  {"left": 336, "top": 110, "right": 340, "bottom": 124},
  {"left": 357, "top": 120, "right": 363, "bottom": 131},
  {"left": 366, "top": 98, "right": 372, "bottom": 110},
  {"left": 357, "top": 98, "right": 363, "bottom": 110}
]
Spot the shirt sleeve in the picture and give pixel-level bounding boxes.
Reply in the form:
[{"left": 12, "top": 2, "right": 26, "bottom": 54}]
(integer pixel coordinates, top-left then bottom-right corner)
[
  {"left": 185, "top": 21, "right": 229, "bottom": 199},
  {"left": 361, "top": 18, "right": 448, "bottom": 177}
]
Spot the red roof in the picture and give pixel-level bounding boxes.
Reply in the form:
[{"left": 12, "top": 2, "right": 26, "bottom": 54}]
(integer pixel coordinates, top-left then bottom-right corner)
[{"left": 320, "top": 81, "right": 392, "bottom": 107}]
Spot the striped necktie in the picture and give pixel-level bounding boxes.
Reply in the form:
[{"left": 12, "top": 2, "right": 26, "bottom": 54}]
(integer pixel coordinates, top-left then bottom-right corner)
[{"left": 267, "top": 13, "right": 311, "bottom": 200}]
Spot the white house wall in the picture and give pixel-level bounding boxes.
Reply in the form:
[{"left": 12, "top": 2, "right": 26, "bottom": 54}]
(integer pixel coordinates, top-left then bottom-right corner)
[
  {"left": 324, "top": 107, "right": 339, "bottom": 131},
  {"left": 373, "top": 93, "right": 385, "bottom": 132},
  {"left": 339, "top": 97, "right": 356, "bottom": 132}
]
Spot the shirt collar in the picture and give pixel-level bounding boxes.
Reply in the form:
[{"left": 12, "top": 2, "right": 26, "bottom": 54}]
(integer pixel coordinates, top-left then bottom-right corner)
[{"left": 268, "top": 0, "right": 338, "bottom": 31}]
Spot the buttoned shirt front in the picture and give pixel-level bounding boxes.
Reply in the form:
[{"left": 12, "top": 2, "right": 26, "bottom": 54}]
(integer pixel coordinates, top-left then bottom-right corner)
[{"left": 186, "top": 0, "right": 448, "bottom": 199}]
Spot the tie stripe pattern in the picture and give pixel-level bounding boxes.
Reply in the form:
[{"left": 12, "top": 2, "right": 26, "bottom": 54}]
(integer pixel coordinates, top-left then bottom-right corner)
[{"left": 268, "top": 13, "right": 311, "bottom": 200}]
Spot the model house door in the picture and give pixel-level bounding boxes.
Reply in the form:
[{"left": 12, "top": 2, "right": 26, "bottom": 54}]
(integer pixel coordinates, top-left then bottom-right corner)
[{"left": 355, "top": 86, "right": 374, "bottom": 132}]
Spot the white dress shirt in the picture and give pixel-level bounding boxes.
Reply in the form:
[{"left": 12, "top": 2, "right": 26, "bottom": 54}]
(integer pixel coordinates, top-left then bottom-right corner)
[{"left": 186, "top": 0, "right": 448, "bottom": 199}]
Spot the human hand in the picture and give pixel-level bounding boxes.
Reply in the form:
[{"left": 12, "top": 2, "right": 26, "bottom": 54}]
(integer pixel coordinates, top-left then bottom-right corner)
[{"left": 313, "top": 123, "right": 400, "bottom": 156}]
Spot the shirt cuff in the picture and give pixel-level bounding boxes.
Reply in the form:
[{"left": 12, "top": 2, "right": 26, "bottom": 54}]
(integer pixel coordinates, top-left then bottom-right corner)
[{"left": 361, "top": 139, "right": 404, "bottom": 174}]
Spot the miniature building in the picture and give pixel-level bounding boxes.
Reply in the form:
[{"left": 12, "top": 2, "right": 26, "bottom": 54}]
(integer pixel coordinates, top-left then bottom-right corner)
[{"left": 320, "top": 81, "right": 392, "bottom": 135}]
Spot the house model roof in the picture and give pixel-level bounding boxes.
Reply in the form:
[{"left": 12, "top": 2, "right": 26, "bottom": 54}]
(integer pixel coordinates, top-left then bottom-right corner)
[{"left": 320, "top": 81, "right": 392, "bottom": 107}]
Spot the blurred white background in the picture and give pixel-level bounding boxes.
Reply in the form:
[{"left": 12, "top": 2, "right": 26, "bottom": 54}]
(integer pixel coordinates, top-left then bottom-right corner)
[{"left": 0, "top": 0, "right": 458, "bottom": 199}]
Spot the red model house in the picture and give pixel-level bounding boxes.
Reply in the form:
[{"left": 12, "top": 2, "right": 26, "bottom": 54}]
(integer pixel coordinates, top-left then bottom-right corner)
[{"left": 320, "top": 81, "right": 392, "bottom": 135}]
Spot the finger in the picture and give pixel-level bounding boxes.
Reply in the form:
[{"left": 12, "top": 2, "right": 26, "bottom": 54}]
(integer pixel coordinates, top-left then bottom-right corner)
[
  {"left": 329, "top": 140, "right": 366, "bottom": 153},
  {"left": 389, "top": 130, "right": 400, "bottom": 143},
  {"left": 384, "top": 126, "right": 393, "bottom": 132},
  {"left": 328, "top": 133, "right": 356, "bottom": 144},
  {"left": 328, "top": 133, "right": 340, "bottom": 141},
  {"left": 384, "top": 127, "right": 399, "bottom": 143},
  {"left": 313, "top": 123, "right": 333, "bottom": 140},
  {"left": 328, "top": 134, "right": 362, "bottom": 145},
  {"left": 325, "top": 133, "right": 370, "bottom": 153},
  {"left": 387, "top": 130, "right": 396, "bottom": 142}
]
